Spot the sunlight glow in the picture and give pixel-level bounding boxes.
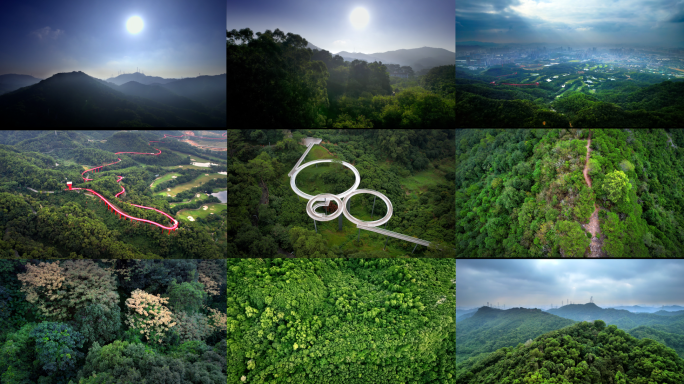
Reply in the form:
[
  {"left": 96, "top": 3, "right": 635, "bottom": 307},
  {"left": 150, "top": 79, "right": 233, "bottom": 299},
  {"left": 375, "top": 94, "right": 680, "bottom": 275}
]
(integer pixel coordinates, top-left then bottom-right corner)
[
  {"left": 126, "top": 16, "right": 144, "bottom": 34},
  {"left": 350, "top": 7, "right": 370, "bottom": 29}
]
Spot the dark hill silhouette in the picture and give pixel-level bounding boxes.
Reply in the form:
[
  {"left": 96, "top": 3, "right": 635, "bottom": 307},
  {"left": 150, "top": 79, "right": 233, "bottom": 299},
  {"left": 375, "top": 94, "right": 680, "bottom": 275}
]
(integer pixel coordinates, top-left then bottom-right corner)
[
  {"left": 0, "top": 74, "right": 43, "bottom": 95},
  {"left": 105, "top": 72, "right": 179, "bottom": 86},
  {"left": 0, "top": 71, "right": 225, "bottom": 127},
  {"left": 118, "top": 81, "right": 207, "bottom": 111},
  {"left": 334, "top": 47, "right": 454, "bottom": 72},
  {"left": 158, "top": 74, "right": 226, "bottom": 110}
]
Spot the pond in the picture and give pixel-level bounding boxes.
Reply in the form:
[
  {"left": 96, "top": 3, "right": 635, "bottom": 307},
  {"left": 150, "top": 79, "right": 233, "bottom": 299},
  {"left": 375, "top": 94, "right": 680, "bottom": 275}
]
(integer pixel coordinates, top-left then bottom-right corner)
[{"left": 211, "top": 190, "right": 227, "bottom": 203}]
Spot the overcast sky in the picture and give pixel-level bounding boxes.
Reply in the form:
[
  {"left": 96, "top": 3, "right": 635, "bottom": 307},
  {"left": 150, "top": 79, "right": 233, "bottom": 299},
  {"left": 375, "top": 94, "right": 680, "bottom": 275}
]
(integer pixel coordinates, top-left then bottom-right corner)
[
  {"left": 457, "top": 259, "right": 684, "bottom": 308},
  {"left": 456, "top": 0, "right": 684, "bottom": 47},
  {"left": 227, "top": 0, "right": 455, "bottom": 54},
  {"left": 0, "top": 0, "right": 225, "bottom": 80}
]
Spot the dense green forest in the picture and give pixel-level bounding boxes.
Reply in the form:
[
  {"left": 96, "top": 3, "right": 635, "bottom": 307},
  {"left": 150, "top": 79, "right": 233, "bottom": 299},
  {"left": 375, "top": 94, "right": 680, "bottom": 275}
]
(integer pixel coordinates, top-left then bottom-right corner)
[
  {"left": 546, "top": 303, "right": 684, "bottom": 358},
  {"left": 456, "top": 320, "right": 684, "bottom": 383},
  {"left": 0, "top": 259, "right": 227, "bottom": 383},
  {"left": 0, "top": 130, "right": 227, "bottom": 258},
  {"left": 227, "top": 258, "right": 455, "bottom": 383},
  {"left": 228, "top": 129, "right": 456, "bottom": 257},
  {"left": 227, "top": 28, "right": 455, "bottom": 128},
  {"left": 457, "top": 307, "right": 577, "bottom": 368},
  {"left": 456, "top": 64, "right": 684, "bottom": 127},
  {"left": 455, "top": 129, "right": 684, "bottom": 257}
]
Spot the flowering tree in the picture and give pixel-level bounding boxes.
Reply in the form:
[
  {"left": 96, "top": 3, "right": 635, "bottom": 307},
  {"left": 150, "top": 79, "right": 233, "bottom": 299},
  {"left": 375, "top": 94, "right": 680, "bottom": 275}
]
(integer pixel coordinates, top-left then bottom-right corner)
[{"left": 125, "top": 289, "right": 176, "bottom": 343}]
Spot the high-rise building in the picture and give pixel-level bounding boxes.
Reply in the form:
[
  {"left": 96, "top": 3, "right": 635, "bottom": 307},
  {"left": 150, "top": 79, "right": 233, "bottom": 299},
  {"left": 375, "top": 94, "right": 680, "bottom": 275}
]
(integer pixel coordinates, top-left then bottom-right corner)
[{"left": 593, "top": 47, "right": 596, "bottom": 52}]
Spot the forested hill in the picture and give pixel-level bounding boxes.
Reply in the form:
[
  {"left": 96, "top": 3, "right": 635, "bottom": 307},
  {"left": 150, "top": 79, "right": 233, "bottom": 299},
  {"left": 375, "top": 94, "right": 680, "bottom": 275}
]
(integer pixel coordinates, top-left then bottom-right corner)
[
  {"left": 456, "top": 320, "right": 684, "bottom": 384},
  {"left": 548, "top": 303, "right": 684, "bottom": 330},
  {"left": 456, "top": 307, "right": 576, "bottom": 367},
  {"left": 455, "top": 129, "right": 684, "bottom": 257},
  {"left": 0, "top": 130, "right": 227, "bottom": 258},
  {"left": 227, "top": 28, "right": 455, "bottom": 128},
  {"left": 456, "top": 67, "right": 684, "bottom": 127}
]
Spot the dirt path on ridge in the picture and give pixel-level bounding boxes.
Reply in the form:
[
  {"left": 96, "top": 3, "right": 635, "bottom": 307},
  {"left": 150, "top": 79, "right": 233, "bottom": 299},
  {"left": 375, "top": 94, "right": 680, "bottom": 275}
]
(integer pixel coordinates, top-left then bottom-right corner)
[{"left": 582, "top": 131, "right": 601, "bottom": 257}]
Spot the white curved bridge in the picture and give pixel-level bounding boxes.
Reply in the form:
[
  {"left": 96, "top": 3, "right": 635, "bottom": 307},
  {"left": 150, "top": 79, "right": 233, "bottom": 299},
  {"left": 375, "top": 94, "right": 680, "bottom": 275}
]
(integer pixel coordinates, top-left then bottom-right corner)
[{"left": 289, "top": 142, "right": 439, "bottom": 252}]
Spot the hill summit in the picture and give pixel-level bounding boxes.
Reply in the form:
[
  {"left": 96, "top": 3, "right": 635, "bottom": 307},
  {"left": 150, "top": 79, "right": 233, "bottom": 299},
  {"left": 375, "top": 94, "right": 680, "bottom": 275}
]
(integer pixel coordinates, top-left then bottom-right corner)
[{"left": 457, "top": 320, "right": 684, "bottom": 383}]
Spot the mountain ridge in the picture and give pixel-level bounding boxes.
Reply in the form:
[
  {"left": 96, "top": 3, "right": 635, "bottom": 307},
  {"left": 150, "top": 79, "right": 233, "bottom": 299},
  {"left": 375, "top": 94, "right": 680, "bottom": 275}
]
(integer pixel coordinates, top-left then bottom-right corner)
[{"left": 0, "top": 71, "right": 225, "bottom": 127}]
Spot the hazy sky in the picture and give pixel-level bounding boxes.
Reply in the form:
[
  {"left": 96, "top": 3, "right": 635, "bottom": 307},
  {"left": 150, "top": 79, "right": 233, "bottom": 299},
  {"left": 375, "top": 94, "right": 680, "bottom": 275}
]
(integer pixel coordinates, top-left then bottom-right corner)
[
  {"left": 457, "top": 260, "right": 684, "bottom": 308},
  {"left": 0, "top": 0, "right": 225, "bottom": 80},
  {"left": 456, "top": 0, "right": 684, "bottom": 47},
  {"left": 227, "top": 0, "right": 455, "bottom": 54}
]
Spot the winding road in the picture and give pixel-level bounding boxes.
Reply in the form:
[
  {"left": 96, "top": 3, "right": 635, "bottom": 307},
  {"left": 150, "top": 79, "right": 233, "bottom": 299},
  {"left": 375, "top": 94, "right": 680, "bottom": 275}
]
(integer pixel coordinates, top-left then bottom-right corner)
[
  {"left": 65, "top": 131, "right": 226, "bottom": 234},
  {"left": 582, "top": 132, "right": 601, "bottom": 257}
]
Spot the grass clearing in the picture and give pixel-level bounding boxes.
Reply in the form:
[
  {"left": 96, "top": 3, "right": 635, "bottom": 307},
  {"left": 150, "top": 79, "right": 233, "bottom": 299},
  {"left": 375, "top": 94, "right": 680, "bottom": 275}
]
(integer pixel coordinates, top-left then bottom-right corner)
[
  {"left": 161, "top": 164, "right": 213, "bottom": 170},
  {"left": 156, "top": 173, "right": 227, "bottom": 197},
  {"left": 151, "top": 173, "right": 181, "bottom": 189},
  {"left": 177, "top": 203, "right": 227, "bottom": 221}
]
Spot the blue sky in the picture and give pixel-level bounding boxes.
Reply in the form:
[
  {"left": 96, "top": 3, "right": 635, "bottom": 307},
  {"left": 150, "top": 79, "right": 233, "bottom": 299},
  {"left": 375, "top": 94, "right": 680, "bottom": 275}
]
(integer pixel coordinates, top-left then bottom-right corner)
[
  {"left": 456, "top": 0, "right": 684, "bottom": 47},
  {"left": 457, "top": 259, "right": 684, "bottom": 308},
  {"left": 227, "top": 0, "right": 455, "bottom": 54},
  {"left": 0, "top": 0, "right": 225, "bottom": 80}
]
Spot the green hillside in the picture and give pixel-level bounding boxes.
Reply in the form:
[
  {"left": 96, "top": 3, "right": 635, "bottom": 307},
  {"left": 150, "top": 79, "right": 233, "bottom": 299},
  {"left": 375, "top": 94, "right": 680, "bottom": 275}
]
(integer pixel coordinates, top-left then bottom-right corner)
[
  {"left": 547, "top": 303, "right": 684, "bottom": 330},
  {"left": 457, "top": 320, "right": 684, "bottom": 384},
  {"left": 457, "top": 307, "right": 576, "bottom": 367}
]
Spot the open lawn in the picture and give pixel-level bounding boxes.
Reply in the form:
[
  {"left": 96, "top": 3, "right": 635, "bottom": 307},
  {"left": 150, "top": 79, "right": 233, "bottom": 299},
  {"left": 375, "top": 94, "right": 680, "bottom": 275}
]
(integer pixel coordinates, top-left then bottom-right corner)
[
  {"left": 156, "top": 173, "right": 227, "bottom": 196},
  {"left": 161, "top": 148, "right": 224, "bottom": 163},
  {"left": 169, "top": 192, "right": 218, "bottom": 208},
  {"left": 295, "top": 163, "right": 353, "bottom": 196},
  {"left": 162, "top": 164, "right": 214, "bottom": 170},
  {"left": 304, "top": 144, "right": 337, "bottom": 161},
  {"left": 177, "top": 203, "right": 227, "bottom": 221},
  {"left": 151, "top": 173, "right": 181, "bottom": 189}
]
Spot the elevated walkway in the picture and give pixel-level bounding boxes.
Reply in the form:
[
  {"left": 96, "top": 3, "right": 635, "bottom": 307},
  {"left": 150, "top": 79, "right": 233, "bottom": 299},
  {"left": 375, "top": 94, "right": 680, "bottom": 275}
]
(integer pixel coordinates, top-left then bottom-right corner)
[
  {"left": 357, "top": 225, "right": 431, "bottom": 247},
  {"left": 288, "top": 142, "right": 315, "bottom": 177}
]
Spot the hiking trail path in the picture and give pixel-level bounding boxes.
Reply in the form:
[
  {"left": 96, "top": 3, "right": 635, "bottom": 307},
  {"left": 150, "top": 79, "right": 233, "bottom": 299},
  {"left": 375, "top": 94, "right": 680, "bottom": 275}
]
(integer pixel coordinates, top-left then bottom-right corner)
[{"left": 582, "top": 131, "right": 602, "bottom": 257}]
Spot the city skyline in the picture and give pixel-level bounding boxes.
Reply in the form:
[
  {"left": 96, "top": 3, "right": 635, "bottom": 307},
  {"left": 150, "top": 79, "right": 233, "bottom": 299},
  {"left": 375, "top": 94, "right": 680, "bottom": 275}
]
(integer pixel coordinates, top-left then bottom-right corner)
[
  {"left": 456, "top": 260, "right": 684, "bottom": 308},
  {"left": 456, "top": 0, "right": 684, "bottom": 48},
  {"left": 0, "top": 0, "right": 226, "bottom": 80}
]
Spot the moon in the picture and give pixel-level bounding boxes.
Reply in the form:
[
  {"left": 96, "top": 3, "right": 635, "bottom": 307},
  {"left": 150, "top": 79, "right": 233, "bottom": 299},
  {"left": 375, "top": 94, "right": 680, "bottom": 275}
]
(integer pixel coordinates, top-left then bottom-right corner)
[
  {"left": 126, "top": 16, "right": 144, "bottom": 34},
  {"left": 350, "top": 7, "right": 369, "bottom": 29}
]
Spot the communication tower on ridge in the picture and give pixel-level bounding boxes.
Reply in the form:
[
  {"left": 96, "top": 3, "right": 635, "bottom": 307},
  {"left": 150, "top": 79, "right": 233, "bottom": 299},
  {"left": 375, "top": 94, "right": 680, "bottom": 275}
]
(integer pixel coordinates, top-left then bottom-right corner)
[{"left": 590, "top": 296, "right": 594, "bottom": 304}]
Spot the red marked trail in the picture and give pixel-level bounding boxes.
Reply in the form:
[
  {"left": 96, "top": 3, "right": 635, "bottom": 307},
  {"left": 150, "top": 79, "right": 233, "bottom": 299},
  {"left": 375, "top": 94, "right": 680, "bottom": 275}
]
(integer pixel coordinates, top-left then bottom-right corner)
[{"left": 582, "top": 131, "right": 601, "bottom": 257}]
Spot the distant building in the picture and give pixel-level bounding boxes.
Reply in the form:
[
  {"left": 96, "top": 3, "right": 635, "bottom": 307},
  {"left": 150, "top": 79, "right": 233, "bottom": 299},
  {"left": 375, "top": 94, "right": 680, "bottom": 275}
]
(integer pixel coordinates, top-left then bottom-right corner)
[{"left": 577, "top": 71, "right": 585, "bottom": 74}]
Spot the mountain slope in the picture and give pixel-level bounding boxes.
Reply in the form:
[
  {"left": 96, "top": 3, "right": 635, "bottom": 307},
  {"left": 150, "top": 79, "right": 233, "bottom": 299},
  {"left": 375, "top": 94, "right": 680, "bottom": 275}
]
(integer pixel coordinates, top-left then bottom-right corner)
[
  {"left": 457, "top": 320, "right": 684, "bottom": 384},
  {"left": 159, "top": 74, "right": 226, "bottom": 110},
  {"left": 0, "top": 74, "right": 43, "bottom": 95},
  {"left": 548, "top": 303, "right": 684, "bottom": 330},
  {"left": 334, "top": 47, "right": 455, "bottom": 72},
  {"left": 0, "top": 71, "right": 225, "bottom": 127},
  {"left": 105, "top": 72, "right": 179, "bottom": 86},
  {"left": 456, "top": 306, "right": 576, "bottom": 366},
  {"left": 118, "top": 81, "right": 207, "bottom": 111}
]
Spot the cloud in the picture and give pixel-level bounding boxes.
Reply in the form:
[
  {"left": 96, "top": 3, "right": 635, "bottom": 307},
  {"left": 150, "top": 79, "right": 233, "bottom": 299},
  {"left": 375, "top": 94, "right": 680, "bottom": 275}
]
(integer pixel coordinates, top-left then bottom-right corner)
[
  {"left": 29, "top": 26, "right": 65, "bottom": 40},
  {"left": 457, "top": 260, "right": 684, "bottom": 307},
  {"left": 669, "top": 10, "right": 684, "bottom": 22}
]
